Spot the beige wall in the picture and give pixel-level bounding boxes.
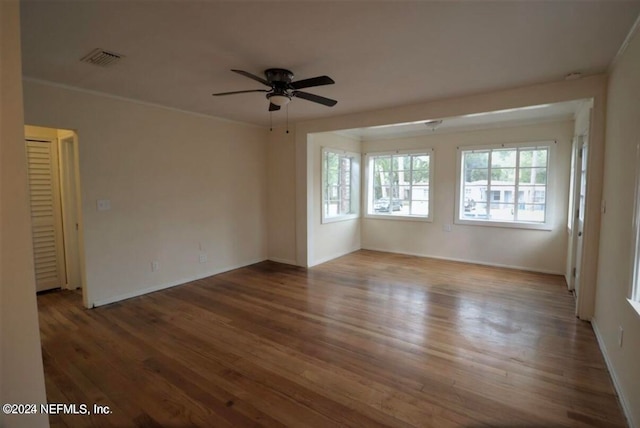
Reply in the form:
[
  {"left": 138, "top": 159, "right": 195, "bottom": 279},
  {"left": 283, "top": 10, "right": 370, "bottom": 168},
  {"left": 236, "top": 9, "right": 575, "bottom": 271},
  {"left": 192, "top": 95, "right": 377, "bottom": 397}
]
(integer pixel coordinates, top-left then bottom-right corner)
[
  {"left": 23, "top": 80, "right": 269, "bottom": 307},
  {"left": 0, "top": 2, "right": 49, "bottom": 427},
  {"left": 361, "top": 120, "right": 573, "bottom": 273},
  {"left": 309, "top": 132, "right": 362, "bottom": 266},
  {"left": 593, "top": 24, "right": 640, "bottom": 428},
  {"left": 267, "top": 128, "right": 297, "bottom": 265}
]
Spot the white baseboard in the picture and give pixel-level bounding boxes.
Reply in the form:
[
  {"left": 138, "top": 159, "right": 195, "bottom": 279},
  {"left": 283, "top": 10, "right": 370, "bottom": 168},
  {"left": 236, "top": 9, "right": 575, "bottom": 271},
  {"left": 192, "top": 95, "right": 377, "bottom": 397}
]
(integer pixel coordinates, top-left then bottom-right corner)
[
  {"left": 309, "top": 247, "right": 360, "bottom": 267},
  {"left": 90, "top": 257, "right": 266, "bottom": 308},
  {"left": 267, "top": 257, "right": 298, "bottom": 266},
  {"left": 360, "top": 246, "right": 564, "bottom": 275},
  {"left": 591, "top": 318, "right": 637, "bottom": 428}
]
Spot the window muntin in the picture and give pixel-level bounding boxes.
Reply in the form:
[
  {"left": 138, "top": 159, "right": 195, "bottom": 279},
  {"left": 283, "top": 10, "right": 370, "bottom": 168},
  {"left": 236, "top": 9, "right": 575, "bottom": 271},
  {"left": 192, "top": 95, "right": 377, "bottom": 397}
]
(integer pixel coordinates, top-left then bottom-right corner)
[
  {"left": 366, "top": 150, "right": 433, "bottom": 219},
  {"left": 322, "top": 148, "right": 359, "bottom": 223},
  {"left": 459, "top": 144, "right": 550, "bottom": 225}
]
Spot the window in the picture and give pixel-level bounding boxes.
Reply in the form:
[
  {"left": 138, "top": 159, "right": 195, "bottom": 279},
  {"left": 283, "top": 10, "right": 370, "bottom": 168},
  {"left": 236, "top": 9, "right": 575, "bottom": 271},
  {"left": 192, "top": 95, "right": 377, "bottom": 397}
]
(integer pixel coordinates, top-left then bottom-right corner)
[
  {"left": 365, "top": 150, "right": 433, "bottom": 220},
  {"left": 457, "top": 143, "right": 551, "bottom": 227},
  {"left": 322, "top": 148, "right": 360, "bottom": 223}
]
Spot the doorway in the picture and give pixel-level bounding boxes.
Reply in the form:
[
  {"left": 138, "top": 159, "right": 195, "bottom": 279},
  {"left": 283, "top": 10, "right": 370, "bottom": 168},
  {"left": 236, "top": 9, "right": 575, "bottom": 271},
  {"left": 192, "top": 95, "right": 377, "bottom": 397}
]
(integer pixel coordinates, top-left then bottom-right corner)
[
  {"left": 25, "top": 125, "right": 84, "bottom": 295},
  {"left": 565, "top": 100, "right": 592, "bottom": 317},
  {"left": 567, "top": 135, "right": 588, "bottom": 294}
]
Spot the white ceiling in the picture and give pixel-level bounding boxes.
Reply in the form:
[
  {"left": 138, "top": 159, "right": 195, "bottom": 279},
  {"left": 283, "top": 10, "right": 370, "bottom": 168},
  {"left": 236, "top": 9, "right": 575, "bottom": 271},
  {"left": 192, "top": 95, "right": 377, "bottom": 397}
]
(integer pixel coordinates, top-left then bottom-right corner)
[{"left": 20, "top": 1, "right": 640, "bottom": 128}]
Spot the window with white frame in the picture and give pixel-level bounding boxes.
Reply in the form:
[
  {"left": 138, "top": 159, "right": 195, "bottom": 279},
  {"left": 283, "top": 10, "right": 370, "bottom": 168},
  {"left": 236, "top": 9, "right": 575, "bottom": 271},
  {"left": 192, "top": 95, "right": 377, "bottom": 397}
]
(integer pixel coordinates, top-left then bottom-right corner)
[
  {"left": 322, "top": 148, "right": 360, "bottom": 223},
  {"left": 365, "top": 150, "right": 433, "bottom": 219},
  {"left": 457, "top": 143, "right": 551, "bottom": 226}
]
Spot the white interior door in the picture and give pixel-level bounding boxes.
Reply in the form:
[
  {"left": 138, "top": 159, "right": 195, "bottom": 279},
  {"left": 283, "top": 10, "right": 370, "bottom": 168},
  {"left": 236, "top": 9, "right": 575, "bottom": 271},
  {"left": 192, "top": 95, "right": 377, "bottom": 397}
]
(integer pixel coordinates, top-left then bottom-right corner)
[
  {"left": 573, "top": 138, "right": 588, "bottom": 306},
  {"left": 26, "top": 139, "right": 66, "bottom": 291},
  {"left": 566, "top": 137, "right": 579, "bottom": 290}
]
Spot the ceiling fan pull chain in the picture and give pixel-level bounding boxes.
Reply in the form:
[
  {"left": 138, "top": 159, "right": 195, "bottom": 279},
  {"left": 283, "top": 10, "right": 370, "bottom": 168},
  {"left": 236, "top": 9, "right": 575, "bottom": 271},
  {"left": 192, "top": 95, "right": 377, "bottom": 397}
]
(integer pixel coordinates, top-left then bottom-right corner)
[
  {"left": 286, "top": 103, "right": 289, "bottom": 134},
  {"left": 270, "top": 111, "right": 273, "bottom": 132}
]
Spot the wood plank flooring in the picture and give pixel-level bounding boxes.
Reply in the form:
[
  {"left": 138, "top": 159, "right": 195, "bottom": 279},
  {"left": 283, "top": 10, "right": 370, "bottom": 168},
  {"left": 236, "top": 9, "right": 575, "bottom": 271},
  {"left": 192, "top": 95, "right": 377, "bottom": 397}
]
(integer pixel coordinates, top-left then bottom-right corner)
[{"left": 37, "top": 250, "right": 627, "bottom": 427}]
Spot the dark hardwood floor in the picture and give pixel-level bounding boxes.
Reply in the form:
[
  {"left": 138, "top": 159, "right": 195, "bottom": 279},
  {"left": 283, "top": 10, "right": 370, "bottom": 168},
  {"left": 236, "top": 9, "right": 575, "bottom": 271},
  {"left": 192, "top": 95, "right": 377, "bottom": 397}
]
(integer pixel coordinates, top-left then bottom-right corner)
[{"left": 37, "top": 250, "right": 626, "bottom": 427}]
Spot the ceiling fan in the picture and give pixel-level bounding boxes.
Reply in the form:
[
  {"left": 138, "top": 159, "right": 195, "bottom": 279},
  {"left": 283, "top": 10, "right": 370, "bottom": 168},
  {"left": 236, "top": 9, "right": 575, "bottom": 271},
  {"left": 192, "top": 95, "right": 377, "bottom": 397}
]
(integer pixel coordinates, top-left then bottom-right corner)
[{"left": 212, "top": 68, "right": 337, "bottom": 111}]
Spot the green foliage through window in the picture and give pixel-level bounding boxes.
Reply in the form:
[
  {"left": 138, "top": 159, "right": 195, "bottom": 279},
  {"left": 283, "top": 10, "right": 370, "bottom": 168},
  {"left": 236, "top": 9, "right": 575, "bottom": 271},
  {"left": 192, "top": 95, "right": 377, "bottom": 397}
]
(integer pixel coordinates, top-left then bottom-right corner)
[
  {"left": 322, "top": 149, "right": 359, "bottom": 221},
  {"left": 367, "top": 151, "right": 432, "bottom": 217},
  {"left": 460, "top": 146, "right": 549, "bottom": 223}
]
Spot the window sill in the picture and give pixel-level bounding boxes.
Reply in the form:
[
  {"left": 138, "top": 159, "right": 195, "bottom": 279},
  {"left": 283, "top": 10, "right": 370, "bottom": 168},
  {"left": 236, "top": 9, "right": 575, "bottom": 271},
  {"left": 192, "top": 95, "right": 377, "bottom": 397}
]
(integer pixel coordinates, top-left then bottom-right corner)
[
  {"left": 365, "top": 214, "right": 432, "bottom": 223},
  {"left": 321, "top": 214, "right": 360, "bottom": 224},
  {"left": 628, "top": 298, "right": 640, "bottom": 319},
  {"left": 454, "top": 218, "right": 552, "bottom": 231}
]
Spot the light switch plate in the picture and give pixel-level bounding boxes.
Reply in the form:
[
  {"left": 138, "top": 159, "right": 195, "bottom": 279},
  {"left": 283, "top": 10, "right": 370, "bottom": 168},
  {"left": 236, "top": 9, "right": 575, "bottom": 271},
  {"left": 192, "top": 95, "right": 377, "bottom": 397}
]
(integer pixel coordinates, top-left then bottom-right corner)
[{"left": 97, "top": 199, "right": 111, "bottom": 211}]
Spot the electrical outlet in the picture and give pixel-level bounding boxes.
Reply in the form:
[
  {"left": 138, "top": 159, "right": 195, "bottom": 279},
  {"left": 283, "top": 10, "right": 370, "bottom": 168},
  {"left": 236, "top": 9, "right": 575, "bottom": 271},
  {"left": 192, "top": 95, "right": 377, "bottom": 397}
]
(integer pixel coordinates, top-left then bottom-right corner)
[
  {"left": 199, "top": 253, "right": 208, "bottom": 264},
  {"left": 151, "top": 260, "right": 159, "bottom": 272},
  {"left": 443, "top": 224, "right": 452, "bottom": 232},
  {"left": 618, "top": 325, "right": 624, "bottom": 348}
]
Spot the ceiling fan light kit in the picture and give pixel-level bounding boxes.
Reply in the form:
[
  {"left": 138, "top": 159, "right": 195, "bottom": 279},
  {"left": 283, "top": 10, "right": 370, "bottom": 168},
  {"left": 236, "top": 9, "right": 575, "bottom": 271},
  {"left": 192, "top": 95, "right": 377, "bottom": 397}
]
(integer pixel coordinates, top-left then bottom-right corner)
[
  {"left": 268, "top": 93, "right": 291, "bottom": 107},
  {"left": 213, "top": 68, "right": 337, "bottom": 112}
]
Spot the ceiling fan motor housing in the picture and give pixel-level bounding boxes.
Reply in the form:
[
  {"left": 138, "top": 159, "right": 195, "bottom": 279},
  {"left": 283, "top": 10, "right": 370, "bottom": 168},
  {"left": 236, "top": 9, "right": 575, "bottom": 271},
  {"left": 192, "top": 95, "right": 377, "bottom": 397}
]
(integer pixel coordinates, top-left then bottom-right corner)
[
  {"left": 265, "top": 68, "right": 294, "bottom": 85},
  {"left": 265, "top": 69, "right": 294, "bottom": 104}
]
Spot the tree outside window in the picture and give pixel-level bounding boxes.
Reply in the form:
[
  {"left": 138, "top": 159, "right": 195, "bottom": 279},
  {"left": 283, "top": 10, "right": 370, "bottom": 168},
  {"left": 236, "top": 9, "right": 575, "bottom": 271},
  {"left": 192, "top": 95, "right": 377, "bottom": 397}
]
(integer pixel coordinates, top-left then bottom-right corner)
[
  {"left": 322, "top": 148, "right": 359, "bottom": 223},
  {"left": 367, "top": 151, "right": 432, "bottom": 218},
  {"left": 460, "top": 145, "right": 549, "bottom": 224}
]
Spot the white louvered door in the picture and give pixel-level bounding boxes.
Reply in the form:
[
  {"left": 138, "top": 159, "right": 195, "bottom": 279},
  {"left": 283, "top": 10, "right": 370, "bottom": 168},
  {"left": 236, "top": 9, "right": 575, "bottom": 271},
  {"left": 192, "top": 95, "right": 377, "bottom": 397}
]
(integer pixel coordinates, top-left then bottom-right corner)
[{"left": 26, "top": 139, "right": 66, "bottom": 291}]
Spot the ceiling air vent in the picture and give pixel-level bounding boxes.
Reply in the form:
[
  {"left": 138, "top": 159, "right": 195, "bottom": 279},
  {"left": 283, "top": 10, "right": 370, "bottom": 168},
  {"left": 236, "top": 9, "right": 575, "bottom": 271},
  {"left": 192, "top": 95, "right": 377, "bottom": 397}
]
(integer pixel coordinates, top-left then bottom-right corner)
[{"left": 80, "top": 48, "right": 123, "bottom": 67}]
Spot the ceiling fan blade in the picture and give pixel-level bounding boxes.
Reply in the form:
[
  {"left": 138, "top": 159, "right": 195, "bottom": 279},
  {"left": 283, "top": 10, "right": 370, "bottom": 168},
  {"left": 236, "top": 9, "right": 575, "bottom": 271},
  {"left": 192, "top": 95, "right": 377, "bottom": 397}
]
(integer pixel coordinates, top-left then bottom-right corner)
[
  {"left": 231, "top": 69, "right": 270, "bottom": 86},
  {"left": 269, "top": 103, "right": 281, "bottom": 112},
  {"left": 212, "top": 89, "right": 268, "bottom": 96},
  {"left": 290, "top": 75, "right": 335, "bottom": 90},
  {"left": 293, "top": 91, "right": 337, "bottom": 107}
]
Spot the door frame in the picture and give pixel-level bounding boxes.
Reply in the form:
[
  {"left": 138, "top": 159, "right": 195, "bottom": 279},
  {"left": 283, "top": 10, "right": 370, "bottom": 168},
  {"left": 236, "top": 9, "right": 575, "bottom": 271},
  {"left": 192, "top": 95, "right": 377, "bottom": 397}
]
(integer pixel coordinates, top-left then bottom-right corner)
[
  {"left": 25, "top": 126, "right": 86, "bottom": 302},
  {"left": 567, "top": 134, "right": 588, "bottom": 292},
  {"left": 566, "top": 99, "right": 595, "bottom": 320},
  {"left": 58, "top": 131, "right": 85, "bottom": 292}
]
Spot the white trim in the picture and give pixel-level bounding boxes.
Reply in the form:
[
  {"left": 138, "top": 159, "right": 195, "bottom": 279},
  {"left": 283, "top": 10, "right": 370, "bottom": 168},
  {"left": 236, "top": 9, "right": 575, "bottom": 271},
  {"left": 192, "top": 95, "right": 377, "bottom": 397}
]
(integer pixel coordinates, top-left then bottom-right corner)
[
  {"left": 364, "top": 148, "right": 434, "bottom": 221},
  {"left": 455, "top": 140, "right": 554, "bottom": 229},
  {"left": 609, "top": 12, "right": 640, "bottom": 73},
  {"left": 364, "top": 214, "right": 433, "bottom": 223},
  {"left": 361, "top": 246, "right": 564, "bottom": 275},
  {"left": 454, "top": 218, "right": 552, "bottom": 231},
  {"left": 90, "top": 258, "right": 266, "bottom": 307},
  {"left": 321, "top": 147, "right": 361, "bottom": 224},
  {"left": 22, "top": 77, "right": 264, "bottom": 129},
  {"left": 267, "top": 257, "right": 298, "bottom": 266},
  {"left": 628, "top": 298, "right": 640, "bottom": 319},
  {"left": 363, "top": 147, "right": 434, "bottom": 156},
  {"left": 322, "top": 213, "right": 360, "bottom": 224},
  {"left": 591, "top": 318, "right": 637, "bottom": 428}
]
